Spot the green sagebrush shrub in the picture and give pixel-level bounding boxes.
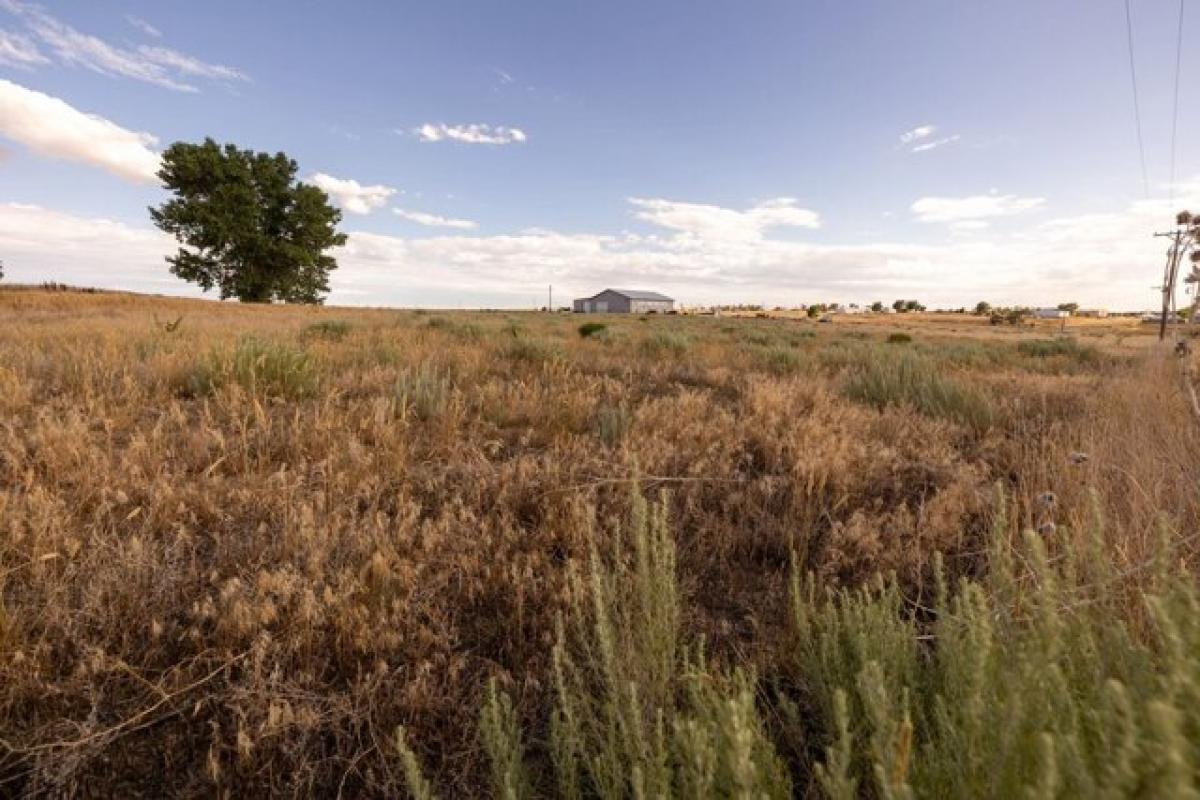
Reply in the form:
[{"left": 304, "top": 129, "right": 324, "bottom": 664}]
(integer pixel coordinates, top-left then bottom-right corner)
[
  {"left": 1018, "top": 337, "right": 1101, "bottom": 365},
  {"left": 173, "top": 337, "right": 317, "bottom": 399},
  {"left": 395, "top": 487, "right": 1200, "bottom": 799},
  {"left": 843, "top": 349, "right": 994, "bottom": 432},
  {"left": 394, "top": 365, "right": 452, "bottom": 421},
  {"left": 641, "top": 330, "right": 691, "bottom": 357},
  {"left": 594, "top": 402, "right": 632, "bottom": 447},
  {"left": 578, "top": 322, "right": 608, "bottom": 338},
  {"left": 505, "top": 337, "right": 563, "bottom": 364},
  {"left": 397, "top": 492, "right": 790, "bottom": 799},
  {"left": 796, "top": 490, "right": 1200, "bottom": 799},
  {"left": 303, "top": 319, "right": 352, "bottom": 341}
]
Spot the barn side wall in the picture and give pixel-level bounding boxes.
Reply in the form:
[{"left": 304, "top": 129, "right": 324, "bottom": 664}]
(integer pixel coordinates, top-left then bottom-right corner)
[{"left": 630, "top": 300, "right": 674, "bottom": 314}]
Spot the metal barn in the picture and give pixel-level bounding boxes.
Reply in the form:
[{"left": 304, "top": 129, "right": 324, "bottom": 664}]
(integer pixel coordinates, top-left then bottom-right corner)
[{"left": 573, "top": 289, "right": 675, "bottom": 314}]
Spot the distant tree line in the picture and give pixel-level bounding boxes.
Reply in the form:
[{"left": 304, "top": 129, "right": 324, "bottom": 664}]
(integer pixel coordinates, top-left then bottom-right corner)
[{"left": 970, "top": 301, "right": 1084, "bottom": 325}]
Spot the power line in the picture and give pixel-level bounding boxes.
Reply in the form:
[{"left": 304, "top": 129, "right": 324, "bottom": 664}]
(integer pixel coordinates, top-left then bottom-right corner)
[
  {"left": 1124, "top": 0, "right": 1151, "bottom": 199},
  {"left": 1170, "top": 0, "right": 1186, "bottom": 204}
]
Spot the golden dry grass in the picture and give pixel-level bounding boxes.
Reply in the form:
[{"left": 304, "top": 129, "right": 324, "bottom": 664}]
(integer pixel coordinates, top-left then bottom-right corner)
[{"left": 0, "top": 287, "right": 1196, "bottom": 796}]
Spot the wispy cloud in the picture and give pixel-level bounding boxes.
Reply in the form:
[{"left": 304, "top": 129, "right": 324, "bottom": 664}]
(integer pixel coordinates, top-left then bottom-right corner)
[
  {"left": 393, "top": 208, "right": 478, "bottom": 230},
  {"left": 491, "top": 67, "right": 514, "bottom": 85},
  {"left": 899, "top": 124, "right": 960, "bottom": 153},
  {"left": 0, "top": 27, "right": 44, "bottom": 66},
  {"left": 414, "top": 123, "right": 527, "bottom": 145},
  {"left": 0, "top": 0, "right": 246, "bottom": 91},
  {"left": 912, "top": 134, "right": 961, "bottom": 153},
  {"left": 124, "top": 14, "right": 161, "bottom": 38},
  {"left": 0, "top": 78, "right": 160, "bottom": 182},
  {"left": 899, "top": 124, "right": 936, "bottom": 145},
  {"left": 309, "top": 172, "right": 396, "bottom": 215},
  {"left": 911, "top": 192, "right": 1045, "bottom": 223},
  {"left": 136, "top": 45, "right": 247, "bottom": 82}
]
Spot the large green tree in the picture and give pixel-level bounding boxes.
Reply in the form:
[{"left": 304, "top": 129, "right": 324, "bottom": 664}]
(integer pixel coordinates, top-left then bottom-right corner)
[{"left": 150, "top": 139, "right": 347, "bottom": 303}]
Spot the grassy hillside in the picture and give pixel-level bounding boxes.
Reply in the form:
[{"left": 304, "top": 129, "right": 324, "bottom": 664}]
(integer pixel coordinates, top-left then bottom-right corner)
[{"left": 0, "top": 289, "right": 1196, "bottom": 796}]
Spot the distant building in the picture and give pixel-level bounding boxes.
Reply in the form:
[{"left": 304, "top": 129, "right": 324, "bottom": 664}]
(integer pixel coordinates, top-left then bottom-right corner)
[
  {"left": 1077, "top": 308, "right": 1108, "bottom": 318},
  {"left": 1034, "top": 308, "right": 1070, "bottom": 319},
  {"left": 573, "top": 289, "right": 675, "bottom": 314},
  {"left": 1141, "top": 311, "right": 1183, "bottom": 324}
]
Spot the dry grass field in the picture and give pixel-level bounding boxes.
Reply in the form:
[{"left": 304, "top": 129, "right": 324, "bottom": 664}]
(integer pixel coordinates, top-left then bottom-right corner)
[{"left": 1, "top": 287, "right": 1198, "bottom": 797}]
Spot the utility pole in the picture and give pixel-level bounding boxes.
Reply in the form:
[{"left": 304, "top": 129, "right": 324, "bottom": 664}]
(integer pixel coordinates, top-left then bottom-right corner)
[
  {"left": 1155, "top": 211, "right": 1199, "bottom": 341},
  {"left": 1155, "top": 230, "right": 1183, "bottom": 341},
  {"left": 548, "top": 285, "right": 552, "bottom": 312}
]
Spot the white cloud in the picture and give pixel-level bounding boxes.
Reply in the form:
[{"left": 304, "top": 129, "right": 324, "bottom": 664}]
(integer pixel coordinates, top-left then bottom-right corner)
[
  {"left": 629, "top": 197, "right": 820, "bottom": 241},
  {"left": 912, "top": 134, "right": 961, "bottom": 153},
  {"left": 0, "top": 202, "right": 185, "bottom": 293},
  {"left": 393, "top": 208, "right": 478, "bottom": 230},
  {"left": 125, "top": 15, "right": 161, "bottom": 38},
  {"left": 900, "top": 124, "right": 936, "bottom": 144},
  {"left": 4, "top": 187, "right": 1194, "bottom": 312},
  {"left": 0, "top": 27, "right": 44, "bottom": 66},
  {"left": 414, "top": 123, "right": 528, "bottom": 145},
  {"left": 911, "top": 193, "right": 1045, "bottom": 223},
  {"left": 309, "top": 172, "right": 396, "bottom": 215},
  {"left": 0, "top": 0, "right": 245, "bottom": 91},
  {"left": 0, "top": 79, "right": 160, "bottom": 182},
  {"left": 335, "top": 191, "right": 1194, "bottom": 309}
]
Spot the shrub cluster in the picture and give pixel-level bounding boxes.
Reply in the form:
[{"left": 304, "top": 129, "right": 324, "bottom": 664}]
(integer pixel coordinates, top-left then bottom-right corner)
[
  {"left": 842, "top": 350, "right": 994, "bottom": 431},
  {"left": 578, "top": 322, "right": 607, "bottom": 338},
  {"left": 1018, "top": 337, "right": 1101, "bottom": 365},
  {"left": 174, "top": 337, "right": 318, "bottom": 399},
  {"left": 398, "top": 492, "right": 1200, "bottom": 798}
]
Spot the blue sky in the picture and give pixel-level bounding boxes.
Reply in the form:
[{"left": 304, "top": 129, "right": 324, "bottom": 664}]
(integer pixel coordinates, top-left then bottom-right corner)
[{"left": 0, "top": 0, "right": 1196, "bottom": 308}]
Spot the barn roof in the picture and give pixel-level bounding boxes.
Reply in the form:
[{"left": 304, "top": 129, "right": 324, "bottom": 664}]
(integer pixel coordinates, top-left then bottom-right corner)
[{"left": 603, "top": 289, "right": 674, "bottom": 301}]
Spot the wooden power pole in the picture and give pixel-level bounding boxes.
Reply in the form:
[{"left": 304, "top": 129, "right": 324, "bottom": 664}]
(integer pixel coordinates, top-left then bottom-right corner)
[
  {"left": 1155, "top": 211, "right": 1198, "bottom": 341},
  {"left": 1156, "top": 229, "right": 1185, "bottom": 341}
]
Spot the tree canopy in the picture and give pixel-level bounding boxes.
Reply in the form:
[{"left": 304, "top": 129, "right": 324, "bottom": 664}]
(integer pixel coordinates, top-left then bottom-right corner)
[{"left": 150, "top": 139, "right": 347, "bottom": 303}]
